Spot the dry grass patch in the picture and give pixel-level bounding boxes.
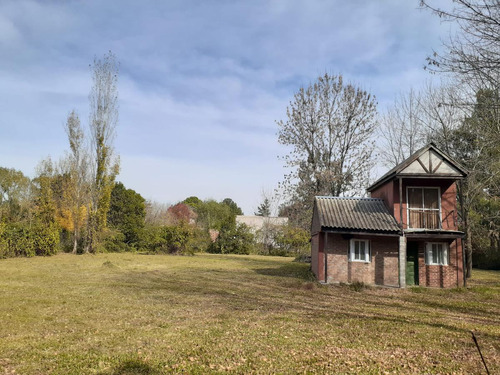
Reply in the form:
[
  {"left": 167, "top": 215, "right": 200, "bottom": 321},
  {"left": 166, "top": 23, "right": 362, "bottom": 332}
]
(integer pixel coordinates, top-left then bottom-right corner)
[{"left": 0, "top": 253, "right": 499, "bottom": 374}]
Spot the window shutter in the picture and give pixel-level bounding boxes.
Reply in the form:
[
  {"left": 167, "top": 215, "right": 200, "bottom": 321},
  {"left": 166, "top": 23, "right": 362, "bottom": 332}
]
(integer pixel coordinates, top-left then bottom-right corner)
[{"left": 443, "top": 244, "right": 448, "bottom": 265}]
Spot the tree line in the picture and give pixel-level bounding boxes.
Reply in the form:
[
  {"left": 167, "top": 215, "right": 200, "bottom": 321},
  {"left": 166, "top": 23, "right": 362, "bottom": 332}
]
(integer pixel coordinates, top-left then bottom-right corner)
[{"left": 0, "top": 52, "right": 308, "bottom": 258}]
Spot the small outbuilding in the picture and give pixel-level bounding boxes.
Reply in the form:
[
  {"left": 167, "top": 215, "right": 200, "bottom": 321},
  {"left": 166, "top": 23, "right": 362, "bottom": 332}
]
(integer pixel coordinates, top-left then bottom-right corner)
[{"left": 311, "top": 143, "right": 468, "bottom": 288}]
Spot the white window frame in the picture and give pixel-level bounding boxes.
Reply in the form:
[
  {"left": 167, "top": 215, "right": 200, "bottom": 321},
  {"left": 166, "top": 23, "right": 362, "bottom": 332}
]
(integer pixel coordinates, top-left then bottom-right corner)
[
  {"left": 425, "top": 242, "right": 449, "bottom": 266},
  {"left": 406, "top": 186, "right": 442, "bottom": 229},
  {"left": 349, "top": 239, "right": 371, "bottom": 263}
]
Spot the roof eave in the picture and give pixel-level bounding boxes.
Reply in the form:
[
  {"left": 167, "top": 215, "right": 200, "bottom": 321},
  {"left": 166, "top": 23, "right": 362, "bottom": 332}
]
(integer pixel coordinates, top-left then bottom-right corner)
[{"left": 321, "top": 227, "right": 401, "bottom": 237}]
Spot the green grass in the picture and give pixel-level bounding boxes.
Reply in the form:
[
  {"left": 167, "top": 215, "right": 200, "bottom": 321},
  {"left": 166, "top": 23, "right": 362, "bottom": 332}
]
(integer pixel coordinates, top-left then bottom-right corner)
[{"left": 0, "top": 253, "right": 499, "bottom": 374}]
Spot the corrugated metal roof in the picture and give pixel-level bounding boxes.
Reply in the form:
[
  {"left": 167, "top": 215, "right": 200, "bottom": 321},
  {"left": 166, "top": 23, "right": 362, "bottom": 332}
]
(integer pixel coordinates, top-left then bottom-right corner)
[{"left": 315, "top": 196, "right": 400, "bottom": 233}]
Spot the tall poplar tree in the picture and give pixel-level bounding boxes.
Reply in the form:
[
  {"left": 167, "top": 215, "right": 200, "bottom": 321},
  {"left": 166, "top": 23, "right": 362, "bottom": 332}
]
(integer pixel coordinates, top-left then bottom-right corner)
[{"left": 86, "top": 51, "right": 120, "bottom": 252}]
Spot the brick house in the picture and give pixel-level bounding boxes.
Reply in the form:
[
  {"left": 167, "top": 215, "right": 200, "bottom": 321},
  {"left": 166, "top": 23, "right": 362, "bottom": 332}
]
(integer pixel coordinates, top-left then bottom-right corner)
[{"left": 311, "top": 143, "right": 468, "bottom": 288}]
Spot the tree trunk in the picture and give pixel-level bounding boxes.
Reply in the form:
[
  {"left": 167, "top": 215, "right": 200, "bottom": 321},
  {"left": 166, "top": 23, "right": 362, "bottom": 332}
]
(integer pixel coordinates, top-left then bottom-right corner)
[
  {"left": 466, "top": 223, "right": 473, "bottom": 278},
  {"left": 72, "top": 235, "right": 78, "bottom": 254}
]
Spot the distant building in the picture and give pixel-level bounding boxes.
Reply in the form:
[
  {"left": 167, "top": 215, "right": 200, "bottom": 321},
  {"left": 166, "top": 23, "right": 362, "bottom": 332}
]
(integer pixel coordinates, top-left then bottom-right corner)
[
  {"left": 236, "top": 215, "right": 288, "bottom": 232},
  {"left": 236, "top": 215, "right": 288, "bottom": 244}
]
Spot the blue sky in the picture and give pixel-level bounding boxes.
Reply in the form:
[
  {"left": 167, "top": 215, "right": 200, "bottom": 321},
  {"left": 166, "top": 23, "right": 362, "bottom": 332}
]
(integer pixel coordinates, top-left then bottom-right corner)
[{"left": 0, "top": 0, "right": 451, "bottom": 214}]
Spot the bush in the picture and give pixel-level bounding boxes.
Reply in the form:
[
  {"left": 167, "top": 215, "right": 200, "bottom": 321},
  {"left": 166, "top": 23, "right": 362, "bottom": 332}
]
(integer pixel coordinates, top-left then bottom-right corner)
[
  {"left": 188, "top": 226, "right": 212, "bottom": 253},
  {"left": 0, "top": 221, "right": 60, "bottom": 258},
  {"left": 163, "top": 223, "right": 193, "bottom": 255},
  {"left": 273, "top": 225, "right": 310, "bottom": 256},
  {"left": 139, "top": 223, "right": 199, "bottom": 255},
  {"left": 101, "top": 229, "right": 131, "bottom": 253},
  {"left": 1, "top": 223, "right": 35, "bottom": 257},
  {"left": 140, "top": 225, "right": 168, "bottom": 253},
  {"left": 32, "top": 221, "right": 60, "bottom": 256},
  {"left": 208, "top": 223, "right": 255, "bottom": 255}
]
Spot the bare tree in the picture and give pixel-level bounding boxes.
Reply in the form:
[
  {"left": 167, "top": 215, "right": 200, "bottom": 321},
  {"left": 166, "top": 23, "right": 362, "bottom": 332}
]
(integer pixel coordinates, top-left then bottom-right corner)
[
  {"left": 145, "top": 200, "right": 170, "bottom": 226},
  {"left": 379, "top": 89, "right": 428, "bottom": 167},
  {"left": 421, "top": 0, "right": 500, "bottom": 90},
  {"left": 86, "top": 52, "right": 120, "bottom": 253},
  {"left": 277, "top": 73, "right": 377, "bottom": 227}
]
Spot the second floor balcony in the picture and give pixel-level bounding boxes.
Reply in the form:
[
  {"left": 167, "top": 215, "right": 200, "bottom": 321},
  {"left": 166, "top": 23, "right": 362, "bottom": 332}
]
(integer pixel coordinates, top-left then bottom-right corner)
[
  {"left": 408, "top": 208, "right": 441, "bottom": 229},
  {"left": 407, "top": 186, "right": 441, "bottom": 230}
]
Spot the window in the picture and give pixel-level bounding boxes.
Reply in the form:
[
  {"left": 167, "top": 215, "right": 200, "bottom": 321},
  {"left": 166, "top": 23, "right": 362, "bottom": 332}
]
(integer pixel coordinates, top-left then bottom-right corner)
[
  {"left": 425, "top": 242, "right": 448, "bottom": 265},
  {"left": 407, "top": 187, "right": 441, "bottom": 229},
  {"left": 349, "top": 239, "right": 370, "bottom": 262}
]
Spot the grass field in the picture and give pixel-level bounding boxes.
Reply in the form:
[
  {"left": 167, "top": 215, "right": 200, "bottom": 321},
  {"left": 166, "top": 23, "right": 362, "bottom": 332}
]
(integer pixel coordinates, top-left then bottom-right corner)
[{"left": 0, "top": 253, "right": 499, "bottom": 374}]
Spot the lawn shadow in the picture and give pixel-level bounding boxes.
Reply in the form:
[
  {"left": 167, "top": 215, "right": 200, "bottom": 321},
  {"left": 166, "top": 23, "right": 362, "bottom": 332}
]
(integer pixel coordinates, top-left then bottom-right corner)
[
  {"left": 98, "top": 359, "right": 159, "bottom": 375},
  {"left": 253, "top": 263, "right": 313, "bottom": 281}
]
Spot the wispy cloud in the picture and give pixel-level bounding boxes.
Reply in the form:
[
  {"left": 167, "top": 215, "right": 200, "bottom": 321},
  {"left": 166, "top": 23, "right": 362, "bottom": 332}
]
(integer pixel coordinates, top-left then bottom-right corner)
[{"left": 0, "top": 0, "right": 450, "bottom": 213}]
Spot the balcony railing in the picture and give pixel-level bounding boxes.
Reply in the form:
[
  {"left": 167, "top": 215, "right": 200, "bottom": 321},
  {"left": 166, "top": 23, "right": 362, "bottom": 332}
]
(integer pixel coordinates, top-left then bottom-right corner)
[{"left": 408, "top": 209, "right": 441, "bottom": 229}]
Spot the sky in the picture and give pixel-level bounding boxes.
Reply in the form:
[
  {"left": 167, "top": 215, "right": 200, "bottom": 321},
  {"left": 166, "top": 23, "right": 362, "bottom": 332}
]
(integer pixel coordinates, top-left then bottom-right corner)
[{"left": 0, "top": 0, "right": 452, "bottom": 215}]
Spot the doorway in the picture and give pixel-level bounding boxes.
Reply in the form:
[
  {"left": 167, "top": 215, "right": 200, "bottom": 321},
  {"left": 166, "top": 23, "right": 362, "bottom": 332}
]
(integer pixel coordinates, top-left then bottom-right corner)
[{"left": 406, "top": 241, "right": 419, "bottom": 286}]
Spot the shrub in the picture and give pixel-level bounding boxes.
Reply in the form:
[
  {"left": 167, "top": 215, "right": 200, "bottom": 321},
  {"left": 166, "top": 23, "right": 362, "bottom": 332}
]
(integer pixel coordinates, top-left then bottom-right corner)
[
  {"left": 188, "top": 226, "right": 211, "bottom": 253},
  {"left": 139, "top": 223, "right": 198, "bottom": 255},
  {"left": 32, "top": 221, "right": 60, "bottom": 256},
  {"left": 140, "top": 225, "right": 168, "bottom": 253},
  {"left": 163, "top": 223, "right": 193, "bottom": 254},
  {"left": 0, "top": 221, "right": 60, "bottom": 258},
  {"left": 101, "top": 229, "right": 131, "bottom": 253},
  {"left": 273, "top": 225, "right": 310, "bottom": 255},
  {"left": 208, "top": 223, "right": 255, "bottom": 254}
]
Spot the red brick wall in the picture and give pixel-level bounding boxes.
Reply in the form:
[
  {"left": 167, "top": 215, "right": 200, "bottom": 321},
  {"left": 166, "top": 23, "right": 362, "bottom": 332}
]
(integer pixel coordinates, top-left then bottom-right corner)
[
  {"left": 311, "top": 233, "right": 326, "bottom": 281},
  {"left": 324, "top": 234, "right": 399, "bottom": 287},
  {"left": 399, "top": 179, "right": 456, "bottom": 230},
  {"left": 311, "top": 234, "right": 320, "bottom": 279},
  {"left": 371, "top": 179, "right": 458, "bottom": 231},
  {"left": 415, "top": 239, "right": 464, "bottom": 288},
  {"left": 370, "top": 181, "right": 395, "bottom": 211}
]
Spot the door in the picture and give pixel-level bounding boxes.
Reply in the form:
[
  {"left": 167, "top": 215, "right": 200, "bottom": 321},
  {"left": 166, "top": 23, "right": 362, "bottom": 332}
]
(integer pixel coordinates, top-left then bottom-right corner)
[{"left": 406, "top": 241, "right": 419, "bottom": 286}]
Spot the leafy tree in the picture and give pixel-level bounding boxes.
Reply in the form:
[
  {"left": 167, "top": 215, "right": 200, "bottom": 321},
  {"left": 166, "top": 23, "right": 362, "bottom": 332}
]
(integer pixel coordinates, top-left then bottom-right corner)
[
  {"left": 195, "top": 199, "right": 235, "bottom": 231},
  {"left": 166, "top": 203, "right": 196, "bottom": 225},
  {"left": 277, "top": 73, "right": 377, "bottom": 228},
  {"left": 87, "top": 51, "right": 120, "bottom": 253},
  {"left": 222, "top": 198, "right": 243, "bottom": 216},
  {"left": 61, "top": 110, "right": 89, "bottom": 253},
  {"left": 107, "top": 182, "right": 146, "bottom": 247},
  {"left": 183, "top": 196, "right": 202, "bottom": 209},
  {"left": 31, "top": 159, "right": 60, "bottom": 256},
  {"left": 430, "top": 88, "right": 500, "bottom": 275},
  {"left": 255, "top": 198, "right": 271, "bottom": 217},
  {"left": 0, "top": 167, "right": 32, "bottom": 221}
]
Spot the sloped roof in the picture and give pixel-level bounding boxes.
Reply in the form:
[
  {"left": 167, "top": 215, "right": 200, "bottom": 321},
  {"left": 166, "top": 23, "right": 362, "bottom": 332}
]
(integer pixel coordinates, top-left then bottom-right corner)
[
  {"left": 367, "top": 143, "right": 468, "bottom": 192},
  {"left": 314, "top": 196, "right": 400, "bottom": 233}
]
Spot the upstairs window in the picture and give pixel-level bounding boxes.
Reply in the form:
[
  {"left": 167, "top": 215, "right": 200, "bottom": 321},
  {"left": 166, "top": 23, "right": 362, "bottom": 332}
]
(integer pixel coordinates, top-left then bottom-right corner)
[
  {"left": 349, "top": 239, "right": 370, "bottom": 262},
  {"left": 425, "top": 242, "right": 448, "bottom": 265},
  {"left": 407, "top": 187, "right": 441, "bottom": 229}
]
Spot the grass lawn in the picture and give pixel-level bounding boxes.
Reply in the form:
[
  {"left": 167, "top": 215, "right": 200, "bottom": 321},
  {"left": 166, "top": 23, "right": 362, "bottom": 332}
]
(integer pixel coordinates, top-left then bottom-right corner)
[{"left": 0, "top": 253, "right": 499, "bottom": 374}]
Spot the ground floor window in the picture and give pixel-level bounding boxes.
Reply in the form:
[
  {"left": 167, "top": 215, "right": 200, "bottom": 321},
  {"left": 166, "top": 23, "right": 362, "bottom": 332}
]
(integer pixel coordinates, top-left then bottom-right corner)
[
  {"left": 425, "top": 242, "right": 448, "bottom": 265},
  {"left": 349, "top": 239, "right": 370, "bottom": 262}
]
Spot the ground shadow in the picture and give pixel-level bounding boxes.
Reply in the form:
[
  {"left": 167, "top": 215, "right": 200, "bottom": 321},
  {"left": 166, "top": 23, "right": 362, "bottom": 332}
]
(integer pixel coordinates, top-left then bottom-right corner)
[
  {"left": 253, "top": 263, "right": 313, "bottom": 280},
  {"left": 98, "top": 359, "right": 159, "bottom": 375}
]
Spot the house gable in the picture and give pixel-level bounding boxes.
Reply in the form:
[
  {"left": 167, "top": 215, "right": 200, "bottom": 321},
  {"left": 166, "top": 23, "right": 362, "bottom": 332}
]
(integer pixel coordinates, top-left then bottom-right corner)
[
  {"left": 367, "top": 143, "right": 468, "bottom": 193},
  {"left": 399, "top": 148, "right": 464, "bottom": 177}
]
